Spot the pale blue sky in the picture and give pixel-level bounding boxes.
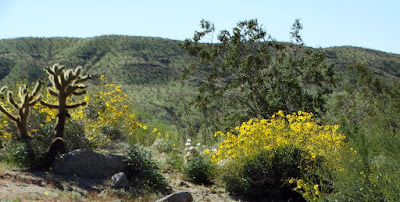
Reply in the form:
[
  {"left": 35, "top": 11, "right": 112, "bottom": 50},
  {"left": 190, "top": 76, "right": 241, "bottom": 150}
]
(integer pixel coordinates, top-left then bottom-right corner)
[{"left": 0, "top": 0, "right": 399, "bottom": 54}]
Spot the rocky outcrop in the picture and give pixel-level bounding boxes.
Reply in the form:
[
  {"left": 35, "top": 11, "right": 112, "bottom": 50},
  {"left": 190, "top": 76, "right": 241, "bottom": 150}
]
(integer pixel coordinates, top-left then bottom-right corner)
[{"left": 52, "top": 149, "right": 126, "bottom": 179}]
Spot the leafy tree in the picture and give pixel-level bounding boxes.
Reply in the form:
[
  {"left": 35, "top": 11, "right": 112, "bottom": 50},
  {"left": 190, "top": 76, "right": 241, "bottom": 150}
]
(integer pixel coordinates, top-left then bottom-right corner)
[{"left": 181, "top": 19, "right": 335, "bottom": 129}]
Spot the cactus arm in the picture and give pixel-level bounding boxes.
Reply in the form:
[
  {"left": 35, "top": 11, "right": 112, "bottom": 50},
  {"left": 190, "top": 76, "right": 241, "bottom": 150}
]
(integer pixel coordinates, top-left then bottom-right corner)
[
  {"left": 72, "top": 90, "right": 87, "bottom": 96},
  {"left": 74, "top": 66, "right": 82, "bottom": 76},
  {"left": 48, "top": 88, "right": 59, "bottom": 97},
  {"left": 66, "top": 85, "right": 85, "bottom": 96},
  {"left": 64, "top": 70, "right": 74, "bottom": 84},
  {"left": 29, "top": 81, "right": 43, "bottom": 101},
  {"left": 40, "top": 101, "right": 59, "bottom": 109},
  {"left": 66, "top": 102, "right": 86, "bottom": 109},
  {"left": 0, "top": 104, "right": 17, "bottom": 122},
  {"left": 48, "top": 75, "right": 61, "bottom": 91},
  {"left": 60, "top": 72, "right": 66, "bottom": 87},
  {"left": 44, "top": 67, "right": 52, "bottom": 76},
  {"left": 21, "top": 94, "right": 29, "bottom": 108},
  {"left": 29, "top": 94, "right": 42, "bottom": 106},
  {"left": 19, "top": 85, "right": 27, "bottom": 99},
  {"left": 76, "top": 75, "right": 92, "bottom": 84},
  {"left": 53, "top": 75, "right": 62, "bottom": 91},
  {"left": 55, "top": 64, "right": 65, "bottom": 75},
  {"left": 0, "top": 86, "right": 8, "bottom": 94},
  {"left": 7, "top": 92, "right": 20, "bottom": 110}
]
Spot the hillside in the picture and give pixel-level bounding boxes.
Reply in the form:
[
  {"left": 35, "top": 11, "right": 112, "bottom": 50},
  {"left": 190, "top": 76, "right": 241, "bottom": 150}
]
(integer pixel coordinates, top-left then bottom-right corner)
[{"left": 0, "top": 36, "right": 399, "bottom": 127}]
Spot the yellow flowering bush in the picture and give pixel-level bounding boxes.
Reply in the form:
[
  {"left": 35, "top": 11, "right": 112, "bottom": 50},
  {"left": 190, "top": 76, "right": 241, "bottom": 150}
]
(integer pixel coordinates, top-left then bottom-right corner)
[
  {"left": 73, "top": 75, "right": 143, "bottom": 146},
  {"left": 209, "top": 110, "right": 354, "bottom": 200}
]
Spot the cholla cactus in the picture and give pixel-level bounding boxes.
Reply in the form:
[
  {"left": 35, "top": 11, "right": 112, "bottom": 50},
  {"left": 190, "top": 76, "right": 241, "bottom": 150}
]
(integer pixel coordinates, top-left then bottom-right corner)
[
  {"left": 40, "top": 63, "right": 91, "bottom": 138},
  {"left": 0, "top": 81, "right": 43, "bottom": 140}
]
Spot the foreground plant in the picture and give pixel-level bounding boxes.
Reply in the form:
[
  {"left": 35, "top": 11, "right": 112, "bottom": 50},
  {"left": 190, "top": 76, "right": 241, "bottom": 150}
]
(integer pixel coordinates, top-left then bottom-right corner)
[
  {"left": 208, "top": 111, "right": 354, "bottom": 200},
  {"left": 0, "top": 81, "right": 43, "bottom": 141},
  {"left": 0, "top": 81, "right": 43, "bottom": 166},
  {"left": 39, "top": 63, "right": 91, "bottom": 169}
]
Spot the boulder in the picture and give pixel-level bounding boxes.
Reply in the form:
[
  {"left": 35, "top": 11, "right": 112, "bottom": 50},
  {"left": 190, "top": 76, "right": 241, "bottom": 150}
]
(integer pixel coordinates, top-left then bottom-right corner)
[
  {"left": 156, "top": 191, "right": 193, "bottom": 202},
  {"left": 111, "top": 172, "right": 129, "bottom": 188},
  {"left": 53, "top": 149, "right": 126, "bottom": 179}
]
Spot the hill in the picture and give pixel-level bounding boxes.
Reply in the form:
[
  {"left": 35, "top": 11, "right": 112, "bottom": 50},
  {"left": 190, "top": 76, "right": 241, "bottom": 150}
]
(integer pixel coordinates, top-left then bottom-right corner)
[{"left": 0, "top": 36, "right": 399, "bottom": 129}]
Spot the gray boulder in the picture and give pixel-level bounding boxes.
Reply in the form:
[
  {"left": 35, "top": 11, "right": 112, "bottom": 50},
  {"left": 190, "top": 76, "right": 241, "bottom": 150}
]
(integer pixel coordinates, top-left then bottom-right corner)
[
  {"left": 156, "top": 191, "right": 193, "bottom": 202},
  {"left": 111, "top": 172, "right": 129, "bottom": 188},
  {"left": 53, "top": 149, "right": 126, "bottom": 179}
]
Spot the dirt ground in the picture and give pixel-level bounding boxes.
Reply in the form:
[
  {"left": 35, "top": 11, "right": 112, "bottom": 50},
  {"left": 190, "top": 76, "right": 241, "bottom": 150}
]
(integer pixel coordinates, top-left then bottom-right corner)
[{"left": 0, "top": 168, "right": 237, "bottom": 201}]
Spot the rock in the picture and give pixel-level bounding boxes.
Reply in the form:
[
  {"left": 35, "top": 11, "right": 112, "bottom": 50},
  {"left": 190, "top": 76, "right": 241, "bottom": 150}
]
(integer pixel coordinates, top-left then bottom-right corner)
[
  {"left": 53, "top": 149, "right": 126, "bottom": 179},
  {"left": 156, "top": 191, "right": 193, "bottom": 202},
  {"left": 111, "top": 172, "right": 129, "bottom": 188}
]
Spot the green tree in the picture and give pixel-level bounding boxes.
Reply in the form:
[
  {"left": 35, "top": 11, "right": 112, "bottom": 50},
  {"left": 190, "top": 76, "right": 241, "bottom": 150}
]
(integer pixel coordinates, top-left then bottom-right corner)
[{"left": 181, "top": 19, "right": 335, "bottom": 129}]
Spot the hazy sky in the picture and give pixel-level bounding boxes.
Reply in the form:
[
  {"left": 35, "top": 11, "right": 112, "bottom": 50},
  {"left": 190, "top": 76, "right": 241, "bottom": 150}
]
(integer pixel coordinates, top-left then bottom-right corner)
[{"left": 0, "top": 0, "right": 399, "bottom": 54}]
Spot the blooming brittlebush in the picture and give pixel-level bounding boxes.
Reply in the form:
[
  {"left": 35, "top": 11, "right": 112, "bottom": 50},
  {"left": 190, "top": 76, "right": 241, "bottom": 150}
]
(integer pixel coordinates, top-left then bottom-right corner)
[
  {"left": 75, "top": 75, "right": 143, "bottom": 145},
  {"left": 211, "top": 110, "right": 354, "bottom": 200},
  {"left": 212, "top": 110, "right": 347, "bottom": 163}
]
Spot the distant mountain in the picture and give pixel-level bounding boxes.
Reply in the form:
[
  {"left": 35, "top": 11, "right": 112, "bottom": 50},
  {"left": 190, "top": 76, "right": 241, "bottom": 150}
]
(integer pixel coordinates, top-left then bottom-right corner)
[{"left": 0, "top": 36, "right": 399, "bottom": 125}]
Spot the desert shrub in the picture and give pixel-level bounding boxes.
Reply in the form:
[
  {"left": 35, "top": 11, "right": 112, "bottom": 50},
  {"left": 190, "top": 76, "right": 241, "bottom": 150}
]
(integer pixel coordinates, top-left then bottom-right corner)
[
  {"left": 0, "top": 142, "right": 34, "bottom": 167},
  {"left": 183, "top": 155, "right": 216, "bottom": 185},
  {"left": 124, "top": 145, "right": 168, "bottom": 191},
  {"left": 222, "top": 146, "right": 325, "bottom": 201},
  {"left": 209, "top": 111, "right": 354, "bottom": 200},
  {"left": 182, "top": 138, "right": 216, "bottom": 185},
  {"left": 63, "top": 121, "right": 93, "bottom": 151}
]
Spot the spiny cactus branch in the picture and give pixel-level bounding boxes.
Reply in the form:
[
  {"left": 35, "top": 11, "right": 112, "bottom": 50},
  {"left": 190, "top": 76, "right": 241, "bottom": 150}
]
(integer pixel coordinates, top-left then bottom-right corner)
[
  {"left": 48, "top": 88, "right": 58, "bottom": 97},
  {"left": 29, "top": 94, "right": 43, "bottom": 106},
  {"left": 7, "top": 92, "right": 19, "bottom": 110},
  {"left": 40, "top": 101, "right": 59, "bottom": 109},
  {"left": 30, "top": 80, "right": 43, "bottom": 101},
  {"left": 72, "top": 90, "right": 87, "bottom": 96},
  {"left": 0, "top": 104, "right": 17, "bottom": 122},
  {"left": 66, "top": 86, "right": 85, "bottom": 96},
  {"left": 0, "top": 86, "right": 7, "bottom": 94},
  {"left": 66, "top": 102, "right": 87, "bottom": 109},
  {"left": 76, "top": 75, "right": 92, "bottom": 84}
]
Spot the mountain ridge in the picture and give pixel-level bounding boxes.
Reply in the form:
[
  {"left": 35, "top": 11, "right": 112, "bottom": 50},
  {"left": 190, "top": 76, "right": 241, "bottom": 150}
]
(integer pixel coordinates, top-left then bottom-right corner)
[{"left": 0, "top": 35, "right": 399, "bottom": 125}]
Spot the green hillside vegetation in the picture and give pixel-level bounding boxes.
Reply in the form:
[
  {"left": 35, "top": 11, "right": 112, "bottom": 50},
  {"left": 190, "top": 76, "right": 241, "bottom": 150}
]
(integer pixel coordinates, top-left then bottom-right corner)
[
  {"left": 0, "top": 35, "right": 399, "bottom": 127},
  {"left": 0, "top": 22, "right": 400, "bottom": 200},
  {"left": 323, "top": 46, "right": 400, "bottom": 85}
]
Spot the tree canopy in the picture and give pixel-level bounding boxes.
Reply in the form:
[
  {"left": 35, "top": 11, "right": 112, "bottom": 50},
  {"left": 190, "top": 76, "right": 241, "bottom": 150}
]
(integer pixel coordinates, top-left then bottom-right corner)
[{"left": 181, "top": 19, "right": 335, "bottom": 128}]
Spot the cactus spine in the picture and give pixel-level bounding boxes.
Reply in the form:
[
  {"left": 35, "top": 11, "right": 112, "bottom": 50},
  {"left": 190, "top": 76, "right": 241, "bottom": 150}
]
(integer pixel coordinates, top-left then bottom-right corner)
[
  {"left": 0, "top": 81, "right": 43, "bottom": 141},
  {"left": 41, "top": 63, "right": 91, "bottom": 138}
]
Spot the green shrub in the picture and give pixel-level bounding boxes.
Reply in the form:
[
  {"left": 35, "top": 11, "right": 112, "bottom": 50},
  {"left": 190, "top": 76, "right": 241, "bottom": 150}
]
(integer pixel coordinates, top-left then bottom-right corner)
[
  {"left": 165, "top": 150, "right": 184, "bottom": 171},
  {"left": 0, "top": 142, "right": 34, "bottom": 168},
  {"left": 124, "top": 145, "right": 168, "bottom": 191},
  {"left": 183, "top": 155, "right": 216, "bottom": 185},
  {"left": 222, "top": 146, "right": 327, "bottom": 201},
  {"left": 64, "top": 121, "right": 93, "bottom": 151}
]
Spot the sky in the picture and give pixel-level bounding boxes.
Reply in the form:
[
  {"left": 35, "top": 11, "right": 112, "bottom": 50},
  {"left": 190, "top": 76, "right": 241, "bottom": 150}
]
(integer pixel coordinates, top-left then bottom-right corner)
[{"left": 0, "top": 0, "right": 399, "bottom": 54}]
